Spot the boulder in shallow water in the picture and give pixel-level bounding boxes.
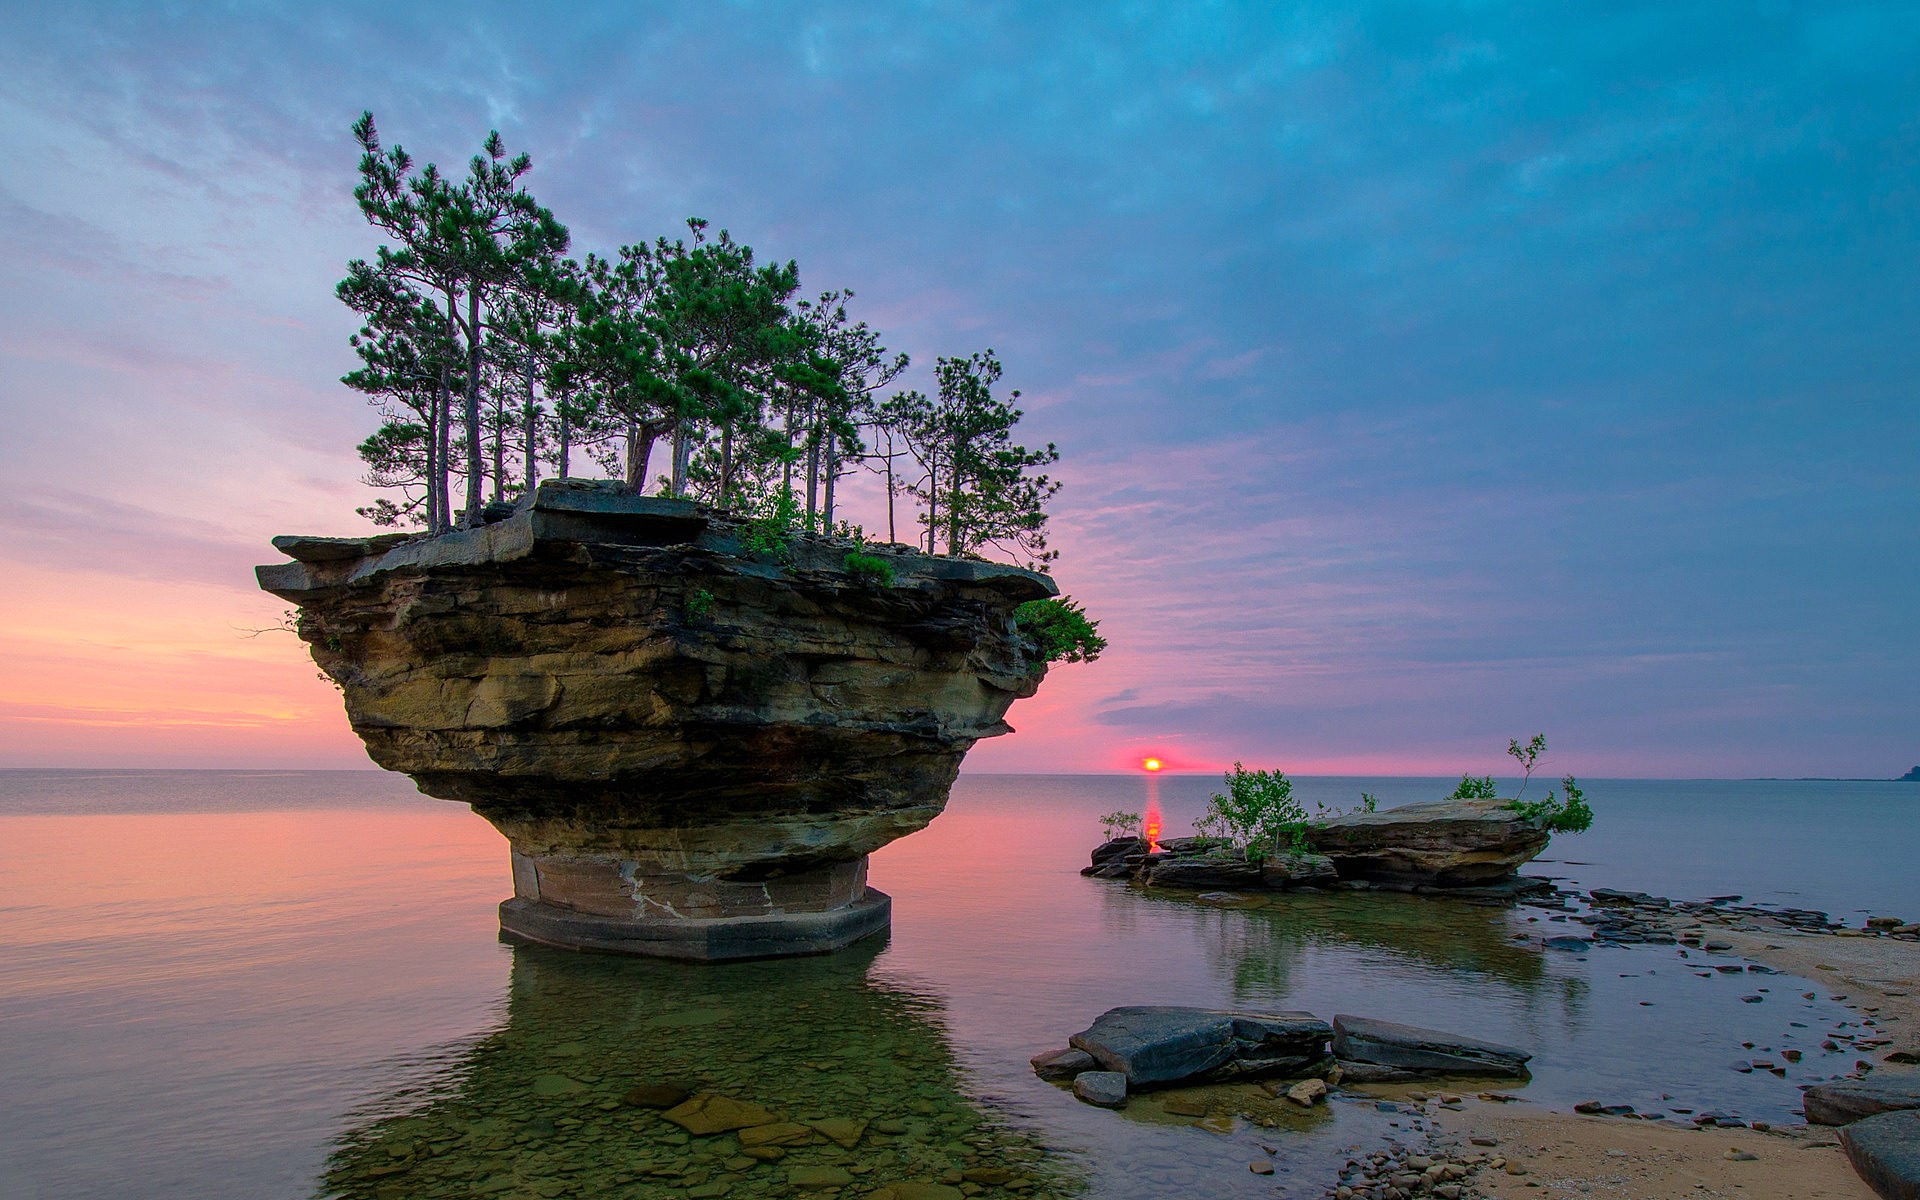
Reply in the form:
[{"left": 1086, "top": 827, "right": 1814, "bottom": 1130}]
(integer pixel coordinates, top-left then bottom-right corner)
[
  {"left": 1839, "top": 1109, "right": 1920, "bottom": 1200},
  {"left": 1806, "top": 1076, "right": 1920, "bottom": 1126},
  {"left": 1029, "top": 1047, "right": 1097, "bottom": 1082},
  {"left": 1069, "top": 1006, "right": 1332, "bottom": 1087},
  {"left": 1332, "top": 1015, "right": 1531, "bottom": 1078},
  {"left": 1308, "top": 798, "right": 1550, "bottom": 886},
  {"left": 1082, "top": 836, "right": 1147, "bottom": 879},
  {"left": 1072, "top": 1071, "right": 1128, "bottom": 1108}
]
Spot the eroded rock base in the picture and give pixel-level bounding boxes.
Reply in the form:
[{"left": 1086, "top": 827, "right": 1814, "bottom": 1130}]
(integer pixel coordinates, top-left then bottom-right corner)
[{"left": 498, "top": 887, "right": 892, "bottom": 961}]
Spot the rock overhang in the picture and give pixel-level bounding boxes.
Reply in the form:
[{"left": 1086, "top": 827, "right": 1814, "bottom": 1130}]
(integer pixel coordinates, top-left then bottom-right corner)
[{"left": 259, "top": 479, "right": 1061, "bottom": 958}]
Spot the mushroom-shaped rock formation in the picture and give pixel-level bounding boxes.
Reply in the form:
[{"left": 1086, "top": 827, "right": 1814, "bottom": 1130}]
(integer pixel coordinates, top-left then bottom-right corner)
[{"left": 258, "top": 480, "right": 1056, "bottom": 960}]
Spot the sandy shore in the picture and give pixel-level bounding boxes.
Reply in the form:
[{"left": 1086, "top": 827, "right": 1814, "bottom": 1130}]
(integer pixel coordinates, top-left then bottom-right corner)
[
  {"left": 1719, "top": 925, "right": 1920, "bottom": 1047},
  {"left": 1347, "top": 928, "right": 1920, "bottom": 1199},
  {"left": 1436, "top": 1099, "right": 1872, "bottom": 1200}
]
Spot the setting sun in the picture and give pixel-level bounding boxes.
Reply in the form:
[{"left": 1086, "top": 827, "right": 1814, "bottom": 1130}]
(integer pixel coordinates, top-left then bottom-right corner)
[{"left": 1141, "top": 757, "right": 1162, "bottom": 772}]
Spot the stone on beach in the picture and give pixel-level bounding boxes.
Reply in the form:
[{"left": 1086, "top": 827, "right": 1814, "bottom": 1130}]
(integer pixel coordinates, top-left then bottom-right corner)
[
  {"left": 1307, "top": 797, "right": 1551, "bottom": 886},
  {"left": 1839, "top": 1110, "right": 1920, "bottom": 1200},
  {"left": 1805, "top": 1076, "right": 1920, "bottom": 1126},
  {"left": 1068, "top": 1006, "right": 1332, "bottom": 1087},
  {"left": 1332, "top": 1015, "right": 1532, "bottom": 1078},
  {"left": 1286, "top": 1078, "right": 1329, "bottom": 1106}
]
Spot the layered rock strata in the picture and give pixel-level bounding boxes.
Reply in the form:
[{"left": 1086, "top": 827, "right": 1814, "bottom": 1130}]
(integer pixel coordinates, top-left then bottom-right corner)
[
  {"left": 1308, "top": 798, "right": 1551, "bottom": 886},
  {"left": 259, "top": 480, "right": 1054, "bottom": 960},
  {"left": 1083, "top": 798, "right": 1552, "bottom": 892}
]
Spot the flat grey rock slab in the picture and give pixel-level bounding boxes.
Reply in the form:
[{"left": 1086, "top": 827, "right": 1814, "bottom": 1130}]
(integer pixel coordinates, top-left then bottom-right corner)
[
  {"left": 1332, "top": 1014, "right": 1531, "bottom": 1077},
  {"left": 270, "top": 533, "right": 411, "bottom": 562},
  {"left": 1840, "top": 1109, "right": 1920, "bottom": 1200},
  {"left": 1072, "top": 1071, "right": 1128, "bottom": 1108},
  {"left": 1029, "top": 1047, "right": 1096, "bottom": 1082},
  {"left": 1807, "top": 1076, "right": 1920, "bottom": 1126},
  {"left": 1069, "top": 1006, "right": 1331, "bottom": 1087}
]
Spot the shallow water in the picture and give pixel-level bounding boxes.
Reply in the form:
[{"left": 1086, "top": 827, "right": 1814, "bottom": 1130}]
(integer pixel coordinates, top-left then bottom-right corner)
[{"left": 0, "top": 770, "right": 1910, "bottom": 1199}]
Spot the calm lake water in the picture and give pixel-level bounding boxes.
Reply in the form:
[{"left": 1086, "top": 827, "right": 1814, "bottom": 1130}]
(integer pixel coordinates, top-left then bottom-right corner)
[{"left": 1, "top": 770, "right": 1913, "bottom": 1200}]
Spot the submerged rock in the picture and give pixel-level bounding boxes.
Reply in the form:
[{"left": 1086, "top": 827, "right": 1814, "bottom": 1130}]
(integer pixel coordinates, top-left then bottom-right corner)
[
  {"left": 1332, "top": 1015, "right": 1532, "bottom": 1078},
  {"left": 1307, "top": 798, "right": 1551, "bottom": 886},
  {"left": 661, "top": 1093, "right": 778, "bottom": 1135},
  {"left": 1068, "top": 1006, "right": 1332, "bottom": 1087},
  {"left": 259, "top": 480, "right": 1055, "bottom": 960}
]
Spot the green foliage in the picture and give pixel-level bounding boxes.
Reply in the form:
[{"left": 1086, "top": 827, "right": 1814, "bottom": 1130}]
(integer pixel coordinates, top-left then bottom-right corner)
[
  {"left": 1507, "top": 733, "right": 1547, "bottom": 802},
  {"left": 340, "top": 119, "right": 1082, "bottom": 589},
  {"left": 739, "top": 485, "right": 803, "bottom": 560},
  {"left": 1450, "top": 774, "right": 1498, "bottom": 800},
  {"left": 879, "top": 350, "right": 1060, "bottom": 566},
  {"left": 1512, "top": 776, "right": 1594, "bottom": 834},
  {"left": 685, "top": 588, "right": 715, "bottom": 621},
  {"left": 842, "top": 549, "right": 895, "bottom": 587},
  {"left": 1098, "top": 810, "right": 1143, "bottom": 842},
  {"left": 1013, "top": 596, "right": 1106, "bottom": 665},
  {"left": 1359, "top": 792, "right": 1380, "bottom": 813},
  {"left": 1195, "top": 763, "right": 1309, "bottom": 861}
]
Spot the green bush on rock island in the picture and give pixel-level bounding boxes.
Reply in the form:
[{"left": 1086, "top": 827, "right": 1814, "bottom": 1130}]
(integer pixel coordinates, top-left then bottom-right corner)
[{"left": 1087, "top": 736, "right": 1594, "bottom": 893}]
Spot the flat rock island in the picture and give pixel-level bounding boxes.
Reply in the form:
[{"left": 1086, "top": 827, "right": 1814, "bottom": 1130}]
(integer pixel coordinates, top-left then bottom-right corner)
[{"left": 258, "top": 480, "right": 1056, "bottom": 960}]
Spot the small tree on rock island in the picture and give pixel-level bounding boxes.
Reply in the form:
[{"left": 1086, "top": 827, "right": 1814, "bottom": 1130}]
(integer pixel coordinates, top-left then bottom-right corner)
[{"left": 883, "top": 350, "right": 1060, "bottom": 567}]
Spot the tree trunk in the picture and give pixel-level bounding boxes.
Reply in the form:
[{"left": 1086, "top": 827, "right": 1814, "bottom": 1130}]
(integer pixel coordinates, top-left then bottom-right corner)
[
  {"left": 558, "top": 400, "right": 571, "bottom": 480},
  {"left": 805, "top": 433, "right": 819, "bottom": 528},
  {"left": 462, "top": 289, "right": 484, "bottom": 527},
  {"left": 491, "top": 390, "right": 505, "bottom": 503},
  {"left": 924, "top": 448, "right": 938, "bottom": 555},
  {"left": 671, "top": 425, "right": 689, "bottom": 497},
  {"left": 822, "top": 431, "right": 837, "bottom": 529},
  {"left": 947, "top": 435, "right": 962, "bottom": 556},
  {"left": 781, "top": 396, "right": 794, "bottom": 494},
  {"left": 522, "top": 351, "right": 537, "bottom": 495},
  {"left": 720, "top": 421, "right": 733, "bottom": 508},
  {"left": 424, "top": 382, "right": 440, "bottom": 536},
  {"left": 885, "top": 449, "right": 896, "bottom": 545},
  {"left": 625, "top": 417, "right": 655, "bottom": 494},
  {"left": 435, "top": 367, "right": 453, "bottom": 532}
]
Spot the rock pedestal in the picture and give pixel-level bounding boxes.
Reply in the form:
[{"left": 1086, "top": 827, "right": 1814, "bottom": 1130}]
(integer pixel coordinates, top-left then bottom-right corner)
[{"left": 259, "top": 480, "right": 1055, "bottom": 960}]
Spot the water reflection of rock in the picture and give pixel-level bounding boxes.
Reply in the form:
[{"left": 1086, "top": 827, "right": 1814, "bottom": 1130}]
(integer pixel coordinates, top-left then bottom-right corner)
[
  {"left": 1116, "top": 887, "right": 1588, "bottom": 1019},
  {"left": 320, "top": 942, "right": 1081, "bottom": 1200}
]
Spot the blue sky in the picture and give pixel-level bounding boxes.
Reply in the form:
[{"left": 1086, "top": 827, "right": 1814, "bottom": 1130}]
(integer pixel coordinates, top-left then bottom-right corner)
[{"left": 0, "top": 2, "right": 1915, "bottom": 775}]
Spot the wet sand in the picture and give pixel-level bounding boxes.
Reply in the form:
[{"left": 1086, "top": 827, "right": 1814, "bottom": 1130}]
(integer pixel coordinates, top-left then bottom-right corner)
[
  {"left": 1420, "top": 929, "right": 1920, "bottom": 1200},
  {"left": 1438, "top": 1100, "right": 1871, "bottom": 1200}
]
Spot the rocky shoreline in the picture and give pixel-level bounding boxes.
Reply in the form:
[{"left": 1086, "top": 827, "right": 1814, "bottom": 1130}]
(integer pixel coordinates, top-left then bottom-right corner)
[{"left": 1070, "top": 829, "right": 1920, "bottom": 1200}]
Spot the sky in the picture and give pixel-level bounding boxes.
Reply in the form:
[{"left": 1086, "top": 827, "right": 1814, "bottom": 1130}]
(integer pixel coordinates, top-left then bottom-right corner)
[{"left": 0, "top": 2, "right": 1915, "bottom": 777}]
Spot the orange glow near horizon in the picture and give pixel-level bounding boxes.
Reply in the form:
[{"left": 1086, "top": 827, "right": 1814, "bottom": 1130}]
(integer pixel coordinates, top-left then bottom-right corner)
[
  {"left": 1143, "top": 774, "right": 1163, "bottom": 852},
  {"left": 1141, "top": 757, "right": 1162, "bottom": 772}
]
